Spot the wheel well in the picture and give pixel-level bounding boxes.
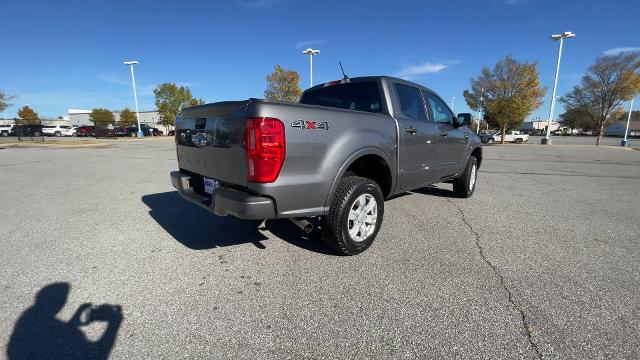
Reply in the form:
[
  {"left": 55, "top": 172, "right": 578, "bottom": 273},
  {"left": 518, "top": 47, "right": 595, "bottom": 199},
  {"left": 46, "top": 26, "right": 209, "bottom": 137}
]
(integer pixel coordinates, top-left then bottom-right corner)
[
  {"left": 471, "top": 147, "right": 482, "bottom": 168},
  {"left": 345, "top": 154, "right": 392, "bottom": 198}
]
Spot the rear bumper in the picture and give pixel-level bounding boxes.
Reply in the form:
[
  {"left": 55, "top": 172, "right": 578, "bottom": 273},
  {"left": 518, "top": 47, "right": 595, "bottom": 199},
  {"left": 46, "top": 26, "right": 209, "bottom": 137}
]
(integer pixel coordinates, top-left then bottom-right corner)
[{"left": 170, "top": 171, "right": 276, "bottom": 220}]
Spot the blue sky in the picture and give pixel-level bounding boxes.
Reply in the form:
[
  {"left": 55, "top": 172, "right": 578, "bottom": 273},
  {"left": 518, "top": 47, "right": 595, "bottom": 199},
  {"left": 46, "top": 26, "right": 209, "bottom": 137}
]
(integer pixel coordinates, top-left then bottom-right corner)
[{"left": 1, "top": 0, "right": 639, "bottom": 120}]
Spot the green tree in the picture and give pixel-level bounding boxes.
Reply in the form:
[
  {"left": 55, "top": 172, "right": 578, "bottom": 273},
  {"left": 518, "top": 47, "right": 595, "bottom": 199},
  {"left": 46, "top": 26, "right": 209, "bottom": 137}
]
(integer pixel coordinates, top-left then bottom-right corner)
[
  {"left": 463, "top": 56, "right": 547, "bottom": 143},
  {"left": 1, "top": 90, "right": 17, "bottom": 115},
  {"left": 264, "top": 64, "right": 302, "bottom": 103},
  {"left": 560, "top": 52, "right": 640, "bottom": 145},
  {"left": 559, "top": 107, "right": 595, "bottom": 131},
  {"left": 89, "top": 108, "right": 115, "bottom": 125},
  {"left": 119, "top": 108, "right": 137, "bottom": 127},
  {"left": 17, "top": 105, "right": 39, "bottom": 124},
  {"left": 154, "top": 83, "right": 204, "bottom": 129}
]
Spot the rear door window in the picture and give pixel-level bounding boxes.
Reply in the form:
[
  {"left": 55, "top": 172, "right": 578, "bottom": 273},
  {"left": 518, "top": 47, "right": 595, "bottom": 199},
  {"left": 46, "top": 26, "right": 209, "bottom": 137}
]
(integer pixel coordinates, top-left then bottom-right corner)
[{"left": 393, "top": 83, "right": 427, "bottom": 122}]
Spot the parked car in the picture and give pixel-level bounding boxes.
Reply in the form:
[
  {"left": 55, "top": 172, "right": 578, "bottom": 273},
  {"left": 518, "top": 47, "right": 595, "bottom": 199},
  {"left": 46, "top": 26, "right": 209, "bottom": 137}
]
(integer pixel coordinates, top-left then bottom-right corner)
[
  {"left": 168, "top": 129, "right": 176, "bottom": 136},
  {"left": 0, "top": 124, "right": 14, "bottom": 136},
  {"left": 125, "top": 124, "right": 163, "bottom": 136},
  {"left": 76, "top": 126, "right": 95, "bottom": 137},
  {"left": 62, "top": 126, "right": 77, "bottom": 137},
  {"left": 11, "top": 124, "right": 44, "bottom": 137},
  {"left": 43, "top": 125, "right": 75, "bottom": 137},
  {"left": 479, "top": 131, "right": 498, "bottom": 143},
  {"left": 170, "top": 76, "right": 483, "bottom": 255},
  {"left": 487, "top": 130, "right": 528, "bottom": 143},
  {"left": 95, "top": 127, "right": 117, "bottom": 137}
]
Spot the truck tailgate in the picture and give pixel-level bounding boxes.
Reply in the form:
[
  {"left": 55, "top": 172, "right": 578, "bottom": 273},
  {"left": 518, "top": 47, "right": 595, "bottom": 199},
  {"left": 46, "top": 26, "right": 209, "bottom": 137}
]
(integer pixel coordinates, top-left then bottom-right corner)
[{"left": 175, "top": 101, "right": 249, "bottom": 187}]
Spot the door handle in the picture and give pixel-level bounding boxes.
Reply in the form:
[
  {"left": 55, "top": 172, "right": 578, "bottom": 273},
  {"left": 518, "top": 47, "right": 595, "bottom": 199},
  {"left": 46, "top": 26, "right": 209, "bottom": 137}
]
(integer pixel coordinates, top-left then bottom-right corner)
[
  {"left": 406, "top": 127, "right": 417, "bottom": 134},
  {"left": 440, "top": 132, "right": 448, "bottom": 137}
]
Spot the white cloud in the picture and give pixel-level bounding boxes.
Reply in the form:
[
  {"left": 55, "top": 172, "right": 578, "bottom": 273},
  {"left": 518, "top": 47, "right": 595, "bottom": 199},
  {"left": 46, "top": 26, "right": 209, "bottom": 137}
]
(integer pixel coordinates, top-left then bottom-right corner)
[
  {"left": 602, "top": 47, "right": 640, "bottom": 55},
  {"left": 236, "top": 0, "right": 283, "bottom": 8},
  {"left": 394, "top": 61, "right": 454, "bottom": 80},
  {"left": 295, "top": 40, "right": 327, "bottom": 48}
]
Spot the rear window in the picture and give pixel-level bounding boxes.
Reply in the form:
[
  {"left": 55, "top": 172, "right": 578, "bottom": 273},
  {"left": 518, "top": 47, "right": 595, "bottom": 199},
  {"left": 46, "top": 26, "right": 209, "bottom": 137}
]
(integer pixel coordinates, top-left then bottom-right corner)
[
  {"left": 44, "top": 126, "right": 55, "bottom": 128},
  {"left": 300, "top": 81, "right": 383, "bottom": 113}
]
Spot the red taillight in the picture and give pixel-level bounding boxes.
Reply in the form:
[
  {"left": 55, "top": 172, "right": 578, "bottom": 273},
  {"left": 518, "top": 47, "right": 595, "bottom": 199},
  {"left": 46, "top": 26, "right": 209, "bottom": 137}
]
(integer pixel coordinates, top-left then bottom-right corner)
[{"left": 245, "top": 117, "right": 285, "bottom": 183}]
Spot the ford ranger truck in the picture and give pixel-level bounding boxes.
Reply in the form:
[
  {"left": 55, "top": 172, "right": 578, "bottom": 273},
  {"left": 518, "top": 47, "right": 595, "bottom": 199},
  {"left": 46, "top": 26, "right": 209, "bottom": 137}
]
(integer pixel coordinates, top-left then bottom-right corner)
[{"left": 170, "top": 76, "right": 482, "bottom": 255}]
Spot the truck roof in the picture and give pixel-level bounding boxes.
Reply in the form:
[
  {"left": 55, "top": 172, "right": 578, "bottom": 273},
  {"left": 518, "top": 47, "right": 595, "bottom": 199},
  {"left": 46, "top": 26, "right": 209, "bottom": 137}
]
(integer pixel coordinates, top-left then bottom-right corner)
[{"left": 305, "top": 75, "right": 438, "bottom": 95}]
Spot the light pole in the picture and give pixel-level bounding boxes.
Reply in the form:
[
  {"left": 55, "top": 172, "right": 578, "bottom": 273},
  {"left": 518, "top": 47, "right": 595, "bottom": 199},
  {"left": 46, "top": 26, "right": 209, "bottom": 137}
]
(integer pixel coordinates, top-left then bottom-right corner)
[
  {"left": 302, "top": 48, "right": 320, "bottom": 88},
  {"left": 476, "top": 92, "right": 483, "bottom": 133},
  {"left": 124, "top": 60, "right": 143, "bottom": 138},
  {"left": 621, "top": 96, "right": 635, "bottom": 147},
  {"left": 542, "top": 31, "right": 575, "bottom": 145}
]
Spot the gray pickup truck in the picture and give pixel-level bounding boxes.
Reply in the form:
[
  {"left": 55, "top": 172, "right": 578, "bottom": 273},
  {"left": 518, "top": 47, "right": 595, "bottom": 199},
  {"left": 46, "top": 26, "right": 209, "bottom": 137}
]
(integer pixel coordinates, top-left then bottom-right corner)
[{"left": 170, "top": 76, "right": 482, "bottom": 255}]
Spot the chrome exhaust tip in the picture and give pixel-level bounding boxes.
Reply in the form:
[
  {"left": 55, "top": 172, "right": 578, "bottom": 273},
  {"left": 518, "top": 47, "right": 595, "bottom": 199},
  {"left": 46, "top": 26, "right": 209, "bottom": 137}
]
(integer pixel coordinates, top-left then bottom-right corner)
[{"left": 290, "top": 218, "right": 313, "bottom": 233}]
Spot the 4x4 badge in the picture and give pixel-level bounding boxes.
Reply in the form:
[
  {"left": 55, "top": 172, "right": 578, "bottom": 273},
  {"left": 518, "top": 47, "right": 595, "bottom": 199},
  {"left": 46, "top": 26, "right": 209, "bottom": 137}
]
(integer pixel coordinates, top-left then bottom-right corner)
[{"left": 291, "top": 120, "right": 329, "bottom": 130}]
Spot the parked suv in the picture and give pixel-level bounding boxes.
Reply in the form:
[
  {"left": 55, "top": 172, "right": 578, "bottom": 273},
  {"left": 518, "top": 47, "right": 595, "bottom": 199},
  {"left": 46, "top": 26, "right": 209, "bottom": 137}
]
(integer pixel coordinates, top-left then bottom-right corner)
[
  {"left": 0, "top": 124, "right": 14, "bottom": 136},
  {"left": 43, "top": 125, "right": 74, "bottom": 137},
  {"left": 76, "top": 126, "right": 95, "bottom": 137},
  {"left": 126, "top": 124, "right": 163, "bottom": 136},
  {"left": 170, "top": 76, "right": 482, "bottom": 255},
  {"left": 11, "top": 124, "right": 44, "bottom": 137}
]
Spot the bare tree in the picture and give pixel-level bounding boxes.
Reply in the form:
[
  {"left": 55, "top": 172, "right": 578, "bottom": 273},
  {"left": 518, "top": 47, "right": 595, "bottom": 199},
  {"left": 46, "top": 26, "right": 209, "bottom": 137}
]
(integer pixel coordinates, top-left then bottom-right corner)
[
  {"left": 1, "top": 90, "right": 18, "bottom": 116},
  {"left": 560, "top": 52, "right": 640, "bottom": 145}
]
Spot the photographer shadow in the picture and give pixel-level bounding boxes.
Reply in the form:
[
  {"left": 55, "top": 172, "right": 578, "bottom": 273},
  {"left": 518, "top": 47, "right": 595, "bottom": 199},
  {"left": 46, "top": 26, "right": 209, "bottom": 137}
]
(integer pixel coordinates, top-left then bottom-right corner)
[
  {"left": 7, "top": 282, "right": 123, "bottom": 360},
  {"left": 141, "top": 191, "right": 334, "bottom": 255}
]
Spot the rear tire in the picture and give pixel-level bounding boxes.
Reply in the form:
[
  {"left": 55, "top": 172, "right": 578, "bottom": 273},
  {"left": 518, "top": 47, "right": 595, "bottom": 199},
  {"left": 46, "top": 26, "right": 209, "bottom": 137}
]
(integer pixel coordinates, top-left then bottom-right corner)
[
  {"left": 322, "top": 176, "right": 384, "bottom": 255},
  {"left": 487, "top": 138, "right": 494, "bottom": 144},
  {"left": 453, "top": 156, "right": 478, "bottom": 198},
  {"left": 54, "top": 131, "right": 61, "bottom": 137}
]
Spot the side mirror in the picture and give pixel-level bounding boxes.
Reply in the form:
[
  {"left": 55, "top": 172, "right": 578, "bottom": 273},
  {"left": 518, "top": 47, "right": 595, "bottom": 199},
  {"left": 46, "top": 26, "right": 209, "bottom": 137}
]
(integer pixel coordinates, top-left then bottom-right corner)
[{"left": 457, "top": 113, "right": 473, "bottom": 126}]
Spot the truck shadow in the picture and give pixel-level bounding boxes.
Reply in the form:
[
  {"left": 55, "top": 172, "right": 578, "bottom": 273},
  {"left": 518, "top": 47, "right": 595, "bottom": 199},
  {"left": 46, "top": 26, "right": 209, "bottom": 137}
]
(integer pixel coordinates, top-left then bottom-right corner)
[{"left": 141, "top": 191, "right": 334, "bottom": 255}]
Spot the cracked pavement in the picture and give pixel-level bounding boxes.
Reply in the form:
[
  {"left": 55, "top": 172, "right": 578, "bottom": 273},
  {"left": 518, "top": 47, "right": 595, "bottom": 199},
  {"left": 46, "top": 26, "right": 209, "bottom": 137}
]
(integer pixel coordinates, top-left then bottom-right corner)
[{"left": 1, "top": 139, "right": 639, "bottom": 359}]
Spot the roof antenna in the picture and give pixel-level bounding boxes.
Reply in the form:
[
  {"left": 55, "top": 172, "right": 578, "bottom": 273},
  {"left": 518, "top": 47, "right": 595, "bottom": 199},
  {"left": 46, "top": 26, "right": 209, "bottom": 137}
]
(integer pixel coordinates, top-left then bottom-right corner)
[{"left": 339, "top": 61, "right": 350, "bottom": 82}]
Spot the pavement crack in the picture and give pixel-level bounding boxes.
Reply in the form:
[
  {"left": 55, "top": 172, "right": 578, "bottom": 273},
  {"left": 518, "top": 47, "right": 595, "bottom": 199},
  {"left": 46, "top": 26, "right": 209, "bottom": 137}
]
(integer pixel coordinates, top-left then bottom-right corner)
[{"left": 446, "top": 198, "right": 543, "bottom": 359}]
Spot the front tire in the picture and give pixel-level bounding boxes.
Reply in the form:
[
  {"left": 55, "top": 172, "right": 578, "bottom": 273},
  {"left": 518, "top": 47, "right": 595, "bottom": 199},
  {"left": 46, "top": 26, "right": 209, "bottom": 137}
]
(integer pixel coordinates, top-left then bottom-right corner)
[
  {"left": 322, "top": 176, "right": 384, "bottom": 255},
  {"left": 487, "top": 138, "right": 495, "bottom": 144},
  {"left": 453, "top": 156, "right": 478, "bottom": 198}
]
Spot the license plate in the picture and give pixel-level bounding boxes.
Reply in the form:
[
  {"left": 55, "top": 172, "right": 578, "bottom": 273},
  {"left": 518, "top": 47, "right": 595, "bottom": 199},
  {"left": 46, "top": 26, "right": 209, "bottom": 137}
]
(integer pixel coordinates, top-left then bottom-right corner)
[{"left": 204, "top": 178, "right": 220, "bottom": 194}]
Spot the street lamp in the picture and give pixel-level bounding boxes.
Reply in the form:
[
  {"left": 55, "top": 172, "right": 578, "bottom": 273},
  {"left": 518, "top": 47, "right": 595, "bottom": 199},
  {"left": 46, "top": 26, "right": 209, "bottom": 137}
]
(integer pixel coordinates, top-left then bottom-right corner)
[
  {"left": 621, "top": 96, "right": 636, "bottom": 147},
  {"left": 451, "top": 96, "right": 455, "bottom": 111},
  {"left": 542, "top": 31, "right": 575, "bottom": 145},
  {"left": 124, "top": 60, "right": 143, "bottom": 138},
  {"left": 302, "top": 48, "right": 320, "bottom": 87}
]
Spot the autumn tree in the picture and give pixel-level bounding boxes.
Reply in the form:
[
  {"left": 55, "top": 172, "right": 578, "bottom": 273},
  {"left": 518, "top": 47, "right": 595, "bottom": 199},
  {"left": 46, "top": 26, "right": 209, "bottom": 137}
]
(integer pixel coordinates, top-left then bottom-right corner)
[
  {"left": 17, "top": 105, "right": 39, "bottom": 124},
  {"left": 264, "top": 64, "right": 302, "bottom": 103},
  {"left": 89, "top": 108, "right": 115, "bottom": 125},
  {"left": 560, "top": 52, "right": 640, "bottom": 145},
  {"left": 154, "top": 83, "right": 204, "bottom": 129},
  {"left": 464, "top": 56, "right": 546, "bottom": 143},
  {"left": 119, "top": 108, "right": 137, "bottom": 127}
]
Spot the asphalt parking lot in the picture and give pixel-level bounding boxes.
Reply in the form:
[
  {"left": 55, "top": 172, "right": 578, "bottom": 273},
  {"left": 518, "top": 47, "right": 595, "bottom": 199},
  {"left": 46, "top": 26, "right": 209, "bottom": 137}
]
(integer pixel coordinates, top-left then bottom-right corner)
[{"left": 1, "top": 138, "right": 638, "bottom": 359}]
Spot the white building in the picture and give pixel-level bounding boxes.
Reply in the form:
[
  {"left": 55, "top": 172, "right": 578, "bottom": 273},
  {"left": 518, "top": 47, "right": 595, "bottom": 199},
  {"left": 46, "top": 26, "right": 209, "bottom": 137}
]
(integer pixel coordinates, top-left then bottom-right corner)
[
  {"left": 520, "top": 120, "right": 561, "bottom": 132},
  {"left": 68, "top": 109, "right": 162, "bottom": 127},
  {"left": 604, "top": 121, "right": 640, "bottom": 137}
]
